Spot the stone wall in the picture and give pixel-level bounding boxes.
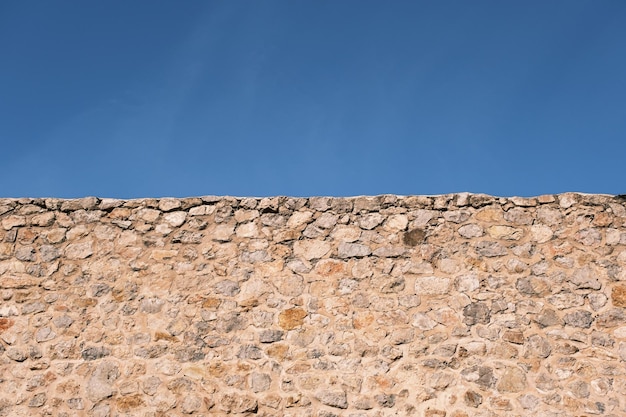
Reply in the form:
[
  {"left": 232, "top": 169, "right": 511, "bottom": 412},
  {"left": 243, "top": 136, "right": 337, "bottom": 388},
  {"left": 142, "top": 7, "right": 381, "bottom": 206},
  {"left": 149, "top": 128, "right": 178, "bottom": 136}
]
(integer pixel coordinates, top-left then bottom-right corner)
[{"left": 0, "top": 193, "right": 625, "bottom": 417}]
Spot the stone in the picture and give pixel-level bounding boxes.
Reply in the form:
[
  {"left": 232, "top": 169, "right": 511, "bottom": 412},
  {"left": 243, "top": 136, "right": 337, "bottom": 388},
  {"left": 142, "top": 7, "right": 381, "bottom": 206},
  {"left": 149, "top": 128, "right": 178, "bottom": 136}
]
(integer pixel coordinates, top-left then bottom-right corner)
[
  {"left": 164, "top": 211, "right": 186, "bottom": 227},
  {"left": 464, "top": 390, "right": 482, "bottom": 407},
  {"left": 414, "top": 276, "right": 451, "bottom": 295},
  {"left": 215, "top": 280, "right": 240, "bottom": 296},
  {"left": 458, "top": 223, "right": 484, "bottom": 239},
  {"left": 461, "top": 366, "right": 495, "bottom": 388},
  {"left": 294, "top": 240, "right": 331, "bottom": 260},
  {"left": 359, "top": 213, "right": 384, "bottom": 230},
  {"left": 259, "top": 329, "right": 284, "bottom": 343},
  {"left": 564, "top": 310, "right": 594, "bottom": 329},
  {"left": 518, "top": 394, "right": 540, "bottom": 410},
  {"left": 597, "top": 309, "right": 626, "bottom": 328},
  {"left": 525, "top": 335, "right": 552, "bottom": 358},
  {"left": 6, "top": 347, "right": 27, "bottom": 361},
  {"left": 2, "top": 215, "right": 26, "bottom": 230},
  {"left": 403, "top": 228, "right": 426, "bottom": 245},
  {"left": 612, "top": 285, "right": 626, "bottom": 307},
  {"left": 250, "top": 372, "right": 271, "bottom": 392},
  {"left": 82, "top": 346, "right": 111, "bottom": 361},
  {"left": 455, "top": 274, "right": 480, "bottom": 293},
  {"left": 86, "top": 360, "right": 120, "bottom": 402},
  {"left": 35, "top": 326, "right": 56, "bottom": 342},
  {"left": 497, "top": 367, "right": 527, "bottom": 393},
  {"left": 65, "top": 242, "right": 93, "bottom": 259},
  {"left": 181, "top": 395, "right": 202, "bottom": 414},
  {"left": 463, "top": 302, "right": 491, "bottom": 325},
  {"left": 28, "top": 393, "right": 46, "bottom": 408},
  {"left": 568, "top": 380, "right": 590, "bottom": 399},
  {"left": 279, "top": 308, "right": 307, "bottom": 330},
  {"left": 569, "top": 266, "right": 602, "bottom": 290},
  {"left": 158, "top": 198, "right": 182, "bottom": 212},
  {"left": 316, "top": 390, "right": 348, "bottom": 409},
  {"left": 487, "top": 225, "right": 523, "bottom": 240},
  {"left": 475, "top": 241, "right": 507, "bottom": 257},
  {"left": 375, "top": 394, "right": 395, "bottom": 408},
  {"left": 337, "top": 242, "right": 371, "bottom": 258}
]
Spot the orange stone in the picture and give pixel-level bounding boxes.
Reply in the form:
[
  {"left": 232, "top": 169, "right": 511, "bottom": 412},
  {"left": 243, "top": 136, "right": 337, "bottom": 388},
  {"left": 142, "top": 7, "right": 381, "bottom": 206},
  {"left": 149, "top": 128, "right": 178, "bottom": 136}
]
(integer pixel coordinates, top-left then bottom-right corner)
[
  {"left": 0, "top": 318, "right": 14, "bottom": 333},
  {"left": 117, "top": 395, "right": 144, "bottom": 412},
  {"left": 612, "top": 285, "right": 626, "bottom": 307},
  {"left": 278, "top": 308, "right": 307, "bottom": 330}
]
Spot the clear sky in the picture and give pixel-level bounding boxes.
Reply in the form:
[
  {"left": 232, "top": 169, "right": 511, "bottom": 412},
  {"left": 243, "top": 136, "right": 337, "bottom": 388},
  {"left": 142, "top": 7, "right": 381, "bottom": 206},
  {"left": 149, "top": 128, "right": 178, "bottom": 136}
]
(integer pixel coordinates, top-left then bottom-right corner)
[{"left": 1, "top": 1, "right": 625, "bottom": 198}]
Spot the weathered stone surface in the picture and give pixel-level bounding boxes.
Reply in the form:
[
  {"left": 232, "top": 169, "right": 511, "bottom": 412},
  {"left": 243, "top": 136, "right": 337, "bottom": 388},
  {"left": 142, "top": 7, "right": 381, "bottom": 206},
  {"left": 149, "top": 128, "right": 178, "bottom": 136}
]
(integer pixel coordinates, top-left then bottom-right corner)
[
  {"left": 337, "top": 242, "right": 371, "bottom": 258},
  {"left": 611, "top": 285, "right": 626, "bottom": 307},
  {"left": 564, "top": 310, "right": 594, "bottom": 328},
  {"left": 497, "top": 367, "right": 527, "bottom": 393},
  {"left": 316, "top": 390, "right": 348, "bottom": 409},
  {"left": 294, "top": 240, "right": 331, "bottom": 260},
  {"left": 463, "top": 302, "right": 491, "bottom": 325},
  {"left": 0, "top": 193, "right": 622, "bottom": 416},
  {"left": 86, "top": 361, "right": 119, "bottom": 402},
  {"left": 414, "top": 276, "right": 451, "bottom": 295},
  {"left": 278, "top": 308, "right": 307, "bottom": 330}
]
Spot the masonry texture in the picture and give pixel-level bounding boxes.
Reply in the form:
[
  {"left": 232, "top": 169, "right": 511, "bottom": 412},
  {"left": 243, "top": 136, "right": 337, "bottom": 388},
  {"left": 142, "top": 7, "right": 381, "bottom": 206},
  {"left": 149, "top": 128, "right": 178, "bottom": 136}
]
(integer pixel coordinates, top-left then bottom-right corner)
[{"left": 1, "top": 193, "right": 626, "bottom": 417}]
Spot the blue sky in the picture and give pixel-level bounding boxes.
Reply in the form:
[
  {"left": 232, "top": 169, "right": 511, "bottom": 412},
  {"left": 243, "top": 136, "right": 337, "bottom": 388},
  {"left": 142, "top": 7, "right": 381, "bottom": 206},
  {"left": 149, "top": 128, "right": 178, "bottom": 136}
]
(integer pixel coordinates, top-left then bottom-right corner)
[{"left": 1, "top": 1, "right": 625, "bottom": 198}]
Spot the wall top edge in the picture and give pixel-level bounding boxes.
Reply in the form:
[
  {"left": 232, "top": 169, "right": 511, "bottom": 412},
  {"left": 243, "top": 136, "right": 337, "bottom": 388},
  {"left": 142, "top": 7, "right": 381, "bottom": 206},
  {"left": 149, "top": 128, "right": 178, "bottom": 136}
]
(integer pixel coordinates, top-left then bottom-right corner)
[{"left": 0, "top": 192, "right": 624, "bottom": 214}]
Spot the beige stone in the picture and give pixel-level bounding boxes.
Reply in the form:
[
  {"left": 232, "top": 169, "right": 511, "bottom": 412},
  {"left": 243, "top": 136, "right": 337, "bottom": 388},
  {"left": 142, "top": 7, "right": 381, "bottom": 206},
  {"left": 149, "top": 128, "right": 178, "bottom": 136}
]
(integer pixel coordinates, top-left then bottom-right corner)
[{"left": 293, "top": 239, "right": 331, "bottom": 260}]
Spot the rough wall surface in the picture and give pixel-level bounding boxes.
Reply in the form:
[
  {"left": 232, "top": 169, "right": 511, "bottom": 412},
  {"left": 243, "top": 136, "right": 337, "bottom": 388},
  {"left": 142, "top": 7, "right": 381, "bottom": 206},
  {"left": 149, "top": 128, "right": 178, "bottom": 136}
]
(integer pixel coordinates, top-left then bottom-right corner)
[{"left": 1, "top": 193, "right": 626, "bottom": 417}]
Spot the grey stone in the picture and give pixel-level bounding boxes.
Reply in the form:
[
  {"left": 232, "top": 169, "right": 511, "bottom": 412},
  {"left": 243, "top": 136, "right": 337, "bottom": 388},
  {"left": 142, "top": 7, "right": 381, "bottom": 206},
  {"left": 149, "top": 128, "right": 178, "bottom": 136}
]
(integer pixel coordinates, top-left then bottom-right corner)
[
  {"left": 461, "top": 366, "right": 496, "bottom": 388},
  {"left": 181, "top": 396, "right": 203, "bottom": 414},
  {"left": 35, "top": 326, "right": 56, "bottom": 342},
  {"left": 86, "top": 360, "right": 119, "bottom": 402},
  {"left": 568, "top": 380, "right": 590, "bottom": 398},
  {"left": 141, "top": 376, "right": 161, "bottom": 395},
  {"left": 375, "top": 394, "right": 395, "bottom": 408},
  {"left": 516, "top": 276, "right": 550, "bottom": 297},
  {"left": 518, "top": 394, "right": 540, "bottom": 410},
  {"left": 250, "top": 372, "right": 271, "bottom": 392},
  {"left": 314, "top": 212, "right": 339, "bottom": 229},
  {"left": 337, "top": 242, "right": 371, "bottom": 258},
  {"left": 463, "top": 302, "right": 491, "bottom": 325},
  {"left": 22, "top": 301, "right": 47, "bottom": 314},
  {"left": 6, "top": 347, "right": 27, "bottom": 362},
  {"left": 564, "top": 310, "right": 594, "bottom": 328},
  {"left": 67, "top": 398, "right": 84, "bottom": 410},
  {"left": 597, "top": 308, "right": 626, "bottom": 328},
  {"left": 175, "top": 347, "right": 205, "bottom": 362},
  {"left": 28, "top": 393, "right": 46, "bottom": 408},
  {"left": 568, "top": 266, "right": 602, "bottom": 290},
  {"left": 259, "top": 329, "right": 284, "bottom": 343},
  {"left": 525, "top": 335, "right": 552, "bottom": 358},
  {"left": 316, "top": 390, "right": 348, "bottom": 409},
  {"left": 215, "top": 280, "right": 240, "bottom": 296},
  {"left": 140, "top": 297, "right": 165, "bottom": 313},
  {"left": 15, "top": 246, "right": 36, "bottom": 261},
  {"left": 534, "top": 309, "right": 561, "bottom": 328},
  {"left": 547, "top": 291, "right": 585, "bottom": 309},
  {"left": 359, "top": 213, "right": 384, "bottom": 230},
  {"left": 82, "top": 346, "right": 111, "bottom": 361},
  {"left": 238, "top": 344, "right": 263, "bottom": 359},
  {"left": 475, "top": 241, "right": 507, "bottom": 257}
]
